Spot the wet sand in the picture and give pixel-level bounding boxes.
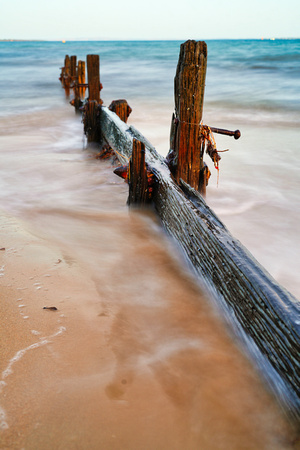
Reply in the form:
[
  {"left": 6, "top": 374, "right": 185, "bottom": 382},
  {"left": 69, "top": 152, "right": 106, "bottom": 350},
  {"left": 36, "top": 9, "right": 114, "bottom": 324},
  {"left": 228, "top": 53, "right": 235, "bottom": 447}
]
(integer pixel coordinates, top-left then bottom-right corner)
[{"left": 0, "top": 208, "right": 299, "bottom": 450}]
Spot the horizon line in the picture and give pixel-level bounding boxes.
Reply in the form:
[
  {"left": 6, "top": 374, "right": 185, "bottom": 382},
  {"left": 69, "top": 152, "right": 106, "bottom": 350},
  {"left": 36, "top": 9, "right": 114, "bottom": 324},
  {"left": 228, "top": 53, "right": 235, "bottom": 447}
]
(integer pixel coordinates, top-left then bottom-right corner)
[{"left": 1, "top": 37, "right": 300, "bottom": 42}]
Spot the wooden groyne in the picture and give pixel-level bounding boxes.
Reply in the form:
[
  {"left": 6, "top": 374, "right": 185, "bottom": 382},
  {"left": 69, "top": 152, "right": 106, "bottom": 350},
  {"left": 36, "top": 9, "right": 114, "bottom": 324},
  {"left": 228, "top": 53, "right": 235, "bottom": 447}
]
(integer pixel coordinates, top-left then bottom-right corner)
[{"left": 59, "top": 41, "right": 300, "bottom": 420}]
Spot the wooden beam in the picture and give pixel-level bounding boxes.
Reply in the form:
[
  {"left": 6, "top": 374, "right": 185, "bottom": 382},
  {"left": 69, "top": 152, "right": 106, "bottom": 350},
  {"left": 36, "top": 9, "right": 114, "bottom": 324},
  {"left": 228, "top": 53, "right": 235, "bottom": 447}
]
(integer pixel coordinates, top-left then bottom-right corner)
[{"left": 100, "top": 105, "right": 300, "bottom": 419}]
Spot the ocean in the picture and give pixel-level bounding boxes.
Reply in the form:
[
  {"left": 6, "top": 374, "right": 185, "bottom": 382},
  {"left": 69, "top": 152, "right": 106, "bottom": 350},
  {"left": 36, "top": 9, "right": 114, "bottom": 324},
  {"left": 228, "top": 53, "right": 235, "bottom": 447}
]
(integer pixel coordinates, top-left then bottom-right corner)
[
  {"left": 0, "top": 39, "right": 300, "bottom": 445},
  {"left": 0, "top": 39, "right": 299, "bottom": 297}
]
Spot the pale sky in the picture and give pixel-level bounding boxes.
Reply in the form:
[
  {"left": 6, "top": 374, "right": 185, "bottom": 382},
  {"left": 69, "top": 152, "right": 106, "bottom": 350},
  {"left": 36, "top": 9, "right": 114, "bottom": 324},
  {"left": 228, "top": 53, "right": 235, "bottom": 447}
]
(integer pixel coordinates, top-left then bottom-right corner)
[{"left": 1, "top": 0, "right": 299, "bottom": 40}]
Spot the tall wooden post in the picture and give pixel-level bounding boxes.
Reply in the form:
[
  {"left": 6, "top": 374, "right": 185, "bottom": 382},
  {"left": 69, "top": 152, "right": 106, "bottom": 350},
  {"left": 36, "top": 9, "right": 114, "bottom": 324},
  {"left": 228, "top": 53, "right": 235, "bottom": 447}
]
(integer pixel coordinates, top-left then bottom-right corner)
[
  {"left": 87, "top": 54, "right": 100, "bottom": 102},
  {"left": 78, "top": 60, "right": 86, "bottom": 99},
  {"left": 84, "top": 55, "right": 102, "bottom": 143},
  {"left": 128, "top": 139, "right": 149, "bottom": 205},
  {"left": 171, "top": 40, "right": 207, "bottom": 193},
  {"left": 70, "top": 55, "right": 77, "bottom": 84},
  {"left": 63, "top": 55, "right": 71, "bottom": 96},
  {"left": 69, "top": 55, "right": 82, "bottom": 113},
  {"left": 63, "top": 55, "right": 70, "bottom": 81}
]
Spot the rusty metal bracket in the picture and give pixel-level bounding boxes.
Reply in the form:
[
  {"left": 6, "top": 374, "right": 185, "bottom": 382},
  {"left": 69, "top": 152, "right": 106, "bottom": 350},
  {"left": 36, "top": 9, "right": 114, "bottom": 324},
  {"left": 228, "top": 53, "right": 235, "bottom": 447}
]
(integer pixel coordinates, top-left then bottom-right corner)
[{"left": 209, "top": 127, "right": 241, "bottom": 139}]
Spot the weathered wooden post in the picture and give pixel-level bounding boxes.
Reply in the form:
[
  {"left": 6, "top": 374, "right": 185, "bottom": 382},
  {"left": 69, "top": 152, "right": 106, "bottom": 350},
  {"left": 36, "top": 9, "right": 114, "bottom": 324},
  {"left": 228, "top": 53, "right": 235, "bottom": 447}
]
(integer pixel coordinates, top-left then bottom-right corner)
[
  {"left": 62, "top": 54, "right": 71, "bottom": 96},
  {"left": 128, "top": 139, "right": 149, "bottom": 205},
  {"left": 69, "top": 55, "right": 83, "bottom": 113},
  {"left": 83, "top": 54, "right": 102, "bottom": 143},
  {"left": 108, "top": 100, "right": 132, "bottom": 123},
  {"left": 71, "top": 59, "right": 85, "bottom": 113},
  {"left": 59, "top": 61, "right": 65, "bottom": 84},
  {"left": 78, "top": 60, "right": 86, "bottom": 100},
  {"left": 70, "top": 55, "right": 77, "bottom": 85},
  {"left": 170, "top": 40, "right": 207, "bottom": 194},
  {"left": 87, "top": 54, "right": 101, "bottom": 102}
]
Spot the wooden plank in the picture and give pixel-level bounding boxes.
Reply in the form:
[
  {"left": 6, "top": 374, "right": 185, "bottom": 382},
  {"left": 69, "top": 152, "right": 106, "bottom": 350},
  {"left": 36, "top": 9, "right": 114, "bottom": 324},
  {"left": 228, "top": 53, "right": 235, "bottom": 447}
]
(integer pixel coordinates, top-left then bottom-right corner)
[{"left": 100, "top": 105, "right": 300, "bottom": 418}]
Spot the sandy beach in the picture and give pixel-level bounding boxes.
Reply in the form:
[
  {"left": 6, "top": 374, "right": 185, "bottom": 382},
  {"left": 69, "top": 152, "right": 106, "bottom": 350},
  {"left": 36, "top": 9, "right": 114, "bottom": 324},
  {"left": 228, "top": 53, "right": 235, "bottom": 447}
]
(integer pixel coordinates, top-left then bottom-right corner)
[{"left": 0, "top": 207, "right": 299, "bottom": 450}]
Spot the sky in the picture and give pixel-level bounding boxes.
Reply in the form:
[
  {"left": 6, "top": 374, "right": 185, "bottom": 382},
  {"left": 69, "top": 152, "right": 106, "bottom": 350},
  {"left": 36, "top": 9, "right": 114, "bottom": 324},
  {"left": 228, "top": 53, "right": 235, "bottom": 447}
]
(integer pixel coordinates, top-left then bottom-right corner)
[{"left": 1, "top": 0, "right": 299, "bottom": 40}]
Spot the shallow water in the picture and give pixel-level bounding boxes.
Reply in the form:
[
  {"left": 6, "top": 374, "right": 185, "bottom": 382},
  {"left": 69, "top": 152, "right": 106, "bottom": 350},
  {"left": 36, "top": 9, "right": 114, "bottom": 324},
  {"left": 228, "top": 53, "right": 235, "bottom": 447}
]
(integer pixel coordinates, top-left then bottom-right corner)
[{"left": 1, "top": 101, "right": 298, "bottom": 298}]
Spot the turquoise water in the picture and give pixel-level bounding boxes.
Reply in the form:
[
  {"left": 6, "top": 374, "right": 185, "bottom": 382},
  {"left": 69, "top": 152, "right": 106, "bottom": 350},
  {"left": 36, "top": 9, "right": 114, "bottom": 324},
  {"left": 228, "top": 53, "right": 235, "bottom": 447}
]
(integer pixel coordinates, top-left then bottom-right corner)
[{"left": 1, "top": 39, "right": 300, "bottom": 123}]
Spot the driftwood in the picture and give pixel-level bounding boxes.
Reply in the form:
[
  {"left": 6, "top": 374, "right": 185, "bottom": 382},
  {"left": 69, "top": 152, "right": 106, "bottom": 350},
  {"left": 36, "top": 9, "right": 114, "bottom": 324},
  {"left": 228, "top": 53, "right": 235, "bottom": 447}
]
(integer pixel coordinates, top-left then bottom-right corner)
[{"left": 100, "top": 105, "right": 300, "bottom": 419}]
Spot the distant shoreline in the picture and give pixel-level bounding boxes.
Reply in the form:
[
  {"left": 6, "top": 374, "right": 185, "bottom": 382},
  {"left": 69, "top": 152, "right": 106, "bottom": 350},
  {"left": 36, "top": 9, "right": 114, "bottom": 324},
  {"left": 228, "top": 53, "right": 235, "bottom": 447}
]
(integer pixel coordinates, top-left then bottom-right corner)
[{"left": 1, "top": 37, "right": 299, "bottom": 43}]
